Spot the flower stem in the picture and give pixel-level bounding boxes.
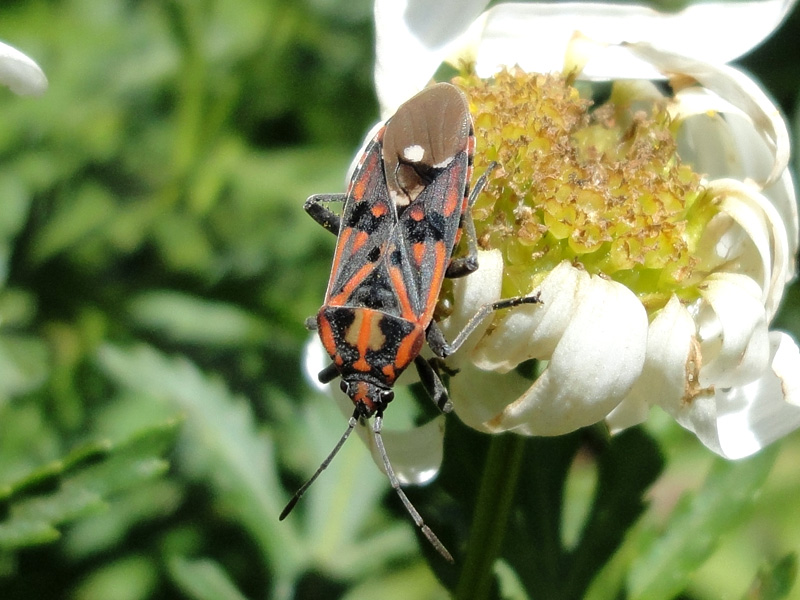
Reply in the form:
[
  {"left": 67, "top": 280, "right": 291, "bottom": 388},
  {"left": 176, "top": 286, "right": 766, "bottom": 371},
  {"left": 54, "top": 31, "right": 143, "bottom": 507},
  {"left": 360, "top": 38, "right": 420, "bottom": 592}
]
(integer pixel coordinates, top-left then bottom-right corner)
[{"left": 455, "top": 432, "right": 526, "bottom": 600}]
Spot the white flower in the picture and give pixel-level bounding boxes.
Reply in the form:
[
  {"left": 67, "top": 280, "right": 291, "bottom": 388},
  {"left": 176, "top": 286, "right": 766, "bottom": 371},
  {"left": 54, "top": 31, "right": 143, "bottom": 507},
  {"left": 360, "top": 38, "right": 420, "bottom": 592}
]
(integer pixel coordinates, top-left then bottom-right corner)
[
  {"left": 368, "top": 0, "right": 800, "bottom": 462},
  {"left": 0, "top": 40, "right": 47, "bottom": 96}
]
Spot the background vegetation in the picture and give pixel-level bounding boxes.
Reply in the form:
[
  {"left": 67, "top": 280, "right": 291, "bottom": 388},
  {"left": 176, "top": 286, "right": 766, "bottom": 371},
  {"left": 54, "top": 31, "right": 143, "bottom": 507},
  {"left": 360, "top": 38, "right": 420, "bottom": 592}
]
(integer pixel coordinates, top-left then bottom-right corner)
[{"left": 0, "top": 1, "right": 798, "bottom": 599}]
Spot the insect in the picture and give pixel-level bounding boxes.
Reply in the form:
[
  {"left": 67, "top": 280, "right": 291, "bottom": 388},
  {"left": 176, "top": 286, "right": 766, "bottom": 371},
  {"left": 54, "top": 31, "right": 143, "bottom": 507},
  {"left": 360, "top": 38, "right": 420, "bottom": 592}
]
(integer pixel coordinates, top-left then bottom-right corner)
[{"left": 280, "top": 83, "right": 540, "bottom": 562}]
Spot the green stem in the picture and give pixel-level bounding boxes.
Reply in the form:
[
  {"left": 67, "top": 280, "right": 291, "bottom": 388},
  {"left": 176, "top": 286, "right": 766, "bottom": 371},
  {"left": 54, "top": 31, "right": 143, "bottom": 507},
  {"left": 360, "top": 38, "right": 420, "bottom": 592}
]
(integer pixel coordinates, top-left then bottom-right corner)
[{"left": 455, "top": 433, "right": 526, "bottom": 600}]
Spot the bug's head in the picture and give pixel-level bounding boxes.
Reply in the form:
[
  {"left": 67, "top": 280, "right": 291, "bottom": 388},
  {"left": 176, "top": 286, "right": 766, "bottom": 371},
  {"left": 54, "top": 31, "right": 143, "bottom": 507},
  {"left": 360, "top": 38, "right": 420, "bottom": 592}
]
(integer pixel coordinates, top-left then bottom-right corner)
[{"left": 340, "top": 379, "right": 394, "bottom": 418}]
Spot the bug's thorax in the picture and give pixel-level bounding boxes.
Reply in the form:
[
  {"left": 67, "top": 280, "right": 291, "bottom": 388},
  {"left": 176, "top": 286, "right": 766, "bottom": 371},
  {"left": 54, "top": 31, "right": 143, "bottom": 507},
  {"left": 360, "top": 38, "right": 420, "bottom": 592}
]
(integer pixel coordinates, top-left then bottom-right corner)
[{"left": 382, "top": 82, "right": 472, "bottom": 208}]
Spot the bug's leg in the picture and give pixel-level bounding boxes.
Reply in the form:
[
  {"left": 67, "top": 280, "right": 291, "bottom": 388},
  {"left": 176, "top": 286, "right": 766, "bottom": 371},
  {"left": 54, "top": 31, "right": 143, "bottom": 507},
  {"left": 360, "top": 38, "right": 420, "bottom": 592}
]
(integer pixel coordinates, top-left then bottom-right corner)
[
  {"left": 445, "top": 162, "right": 498, "bottom": 279},
  {"left": 304, "top": 193, "right": 347, "bottom": 235},
  {"left": 373, "top": 413, "right": 454, "bottom": 563},
  {"left": 317, "top": 362, "right": 340, "bottom": 384},
  {"left": 428, "top": 291, "right": 543, "bottom": 358},
  {"left": 413, "top": 355, "right": 453, "bottom": 413}
]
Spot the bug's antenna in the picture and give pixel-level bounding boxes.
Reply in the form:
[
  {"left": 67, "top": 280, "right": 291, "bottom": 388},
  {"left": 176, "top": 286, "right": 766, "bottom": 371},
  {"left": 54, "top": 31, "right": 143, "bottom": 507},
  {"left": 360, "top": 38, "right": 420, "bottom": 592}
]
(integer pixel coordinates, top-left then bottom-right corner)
[
  {"left": 373, "top": 413, "right": 454, "bottom": 563},
  {"left": 279, "top": 411, "right": 358, "bottom": 520}
]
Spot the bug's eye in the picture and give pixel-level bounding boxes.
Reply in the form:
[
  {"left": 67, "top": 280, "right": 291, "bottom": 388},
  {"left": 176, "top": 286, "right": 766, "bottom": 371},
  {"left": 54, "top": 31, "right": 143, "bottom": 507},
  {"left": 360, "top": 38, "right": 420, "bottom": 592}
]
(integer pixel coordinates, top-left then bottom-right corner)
[
  {"left": 381, "top": 390, "right": 394, "bottom": 404},
  {"left": 339, "top": 380, "right": 350, "bottom": 395}
]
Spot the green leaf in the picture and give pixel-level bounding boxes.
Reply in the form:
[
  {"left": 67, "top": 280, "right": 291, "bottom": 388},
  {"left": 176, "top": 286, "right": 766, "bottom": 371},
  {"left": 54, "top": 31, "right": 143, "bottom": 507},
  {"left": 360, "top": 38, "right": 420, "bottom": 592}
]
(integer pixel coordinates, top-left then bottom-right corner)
[
  {"left": 30, "top": 182, "right": 116, "bottom": 264},
  {"left": 0, "top": 420, "right": 179, "bottom": 551},
  {"left": 0, "top": 334, "right": 50, "bottom": 403},
  {"left": 168, "top": 556, "right": 250, "bottom": 600},
  {"left": 128, "top": 290, "right": 272, "bottom": 346},
  {"left": 627, "top": 445, "right": 779, "bottom": 600},
  {"left": 96, "top": 343, "right": 304, "bottom": 579},
  {"left": 72, "top": 555, "right": 158, "bottom": 600},
  {"left": 743, "top": 553, "right": 797, "bottom": 600},
  {"left": 566, "top": 428, "right": 663, "bottom": 598}
]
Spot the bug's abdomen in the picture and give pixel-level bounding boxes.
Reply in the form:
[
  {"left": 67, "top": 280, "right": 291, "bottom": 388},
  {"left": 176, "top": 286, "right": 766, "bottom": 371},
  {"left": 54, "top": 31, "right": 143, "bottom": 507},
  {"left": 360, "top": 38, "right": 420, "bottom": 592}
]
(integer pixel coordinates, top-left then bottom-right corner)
[{"left": 317, "top": 306, "right": 424, "bottom": 385}]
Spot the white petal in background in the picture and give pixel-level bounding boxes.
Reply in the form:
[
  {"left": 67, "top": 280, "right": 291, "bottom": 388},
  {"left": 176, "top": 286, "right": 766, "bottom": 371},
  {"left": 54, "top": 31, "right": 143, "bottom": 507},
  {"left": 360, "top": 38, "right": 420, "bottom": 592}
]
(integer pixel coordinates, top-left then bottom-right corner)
[
  {"left": 302, "top": 336, "right": 444, "bottom": 485},
  {"left": 0, "top": 40, "right": 47, "bottom": 96}
]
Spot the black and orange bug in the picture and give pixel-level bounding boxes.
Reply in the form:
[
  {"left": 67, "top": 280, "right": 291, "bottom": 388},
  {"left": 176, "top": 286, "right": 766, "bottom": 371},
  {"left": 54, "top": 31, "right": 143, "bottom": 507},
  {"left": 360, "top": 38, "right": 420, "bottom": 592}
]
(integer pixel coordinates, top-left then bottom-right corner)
[{"left": 280, "top": 83, "right": 540, "bottom": 562}]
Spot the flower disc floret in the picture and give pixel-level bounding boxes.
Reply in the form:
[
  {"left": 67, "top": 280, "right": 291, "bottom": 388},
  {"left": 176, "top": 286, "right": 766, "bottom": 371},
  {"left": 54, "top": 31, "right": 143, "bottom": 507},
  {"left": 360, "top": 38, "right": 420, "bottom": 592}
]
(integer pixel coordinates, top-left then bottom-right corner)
[{"left": 455, "top": 68, "right": 709, "bottom": 309}]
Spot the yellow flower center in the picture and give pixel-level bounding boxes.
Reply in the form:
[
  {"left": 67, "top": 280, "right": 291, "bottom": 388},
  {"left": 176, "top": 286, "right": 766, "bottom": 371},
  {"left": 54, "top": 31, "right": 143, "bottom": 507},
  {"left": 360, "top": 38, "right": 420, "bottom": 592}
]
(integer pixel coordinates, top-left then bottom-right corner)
[{"left": 453, "top": 68, "right": 716, "bottom": 313}]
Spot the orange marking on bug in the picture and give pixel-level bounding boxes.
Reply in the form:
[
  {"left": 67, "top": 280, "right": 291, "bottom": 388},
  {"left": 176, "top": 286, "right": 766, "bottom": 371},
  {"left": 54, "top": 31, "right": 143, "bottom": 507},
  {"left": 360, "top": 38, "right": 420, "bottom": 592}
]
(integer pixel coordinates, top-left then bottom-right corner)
[
  {"left": 351, "top": 230, "right": 369, "bottom": 253},
  {"left": 345, "top": 310, "right": 386, "bottom": 372},
  {"left": 329, "top": 262, "right": 375, "bottom": 306},
  {"left": 326, "top": 227, "right": 353, "bottom": 298},
  {"left": 351, "top": 381, "right": 375, "bottom": 412},
  {"left": 371, "top": 202, "right": 388, "bottom": 218},
  {"left": 351, "top": 153, "right": 378, "bottom": 201},
  {"left": 443, "top": 169, "right": 463, "bottom": 217},
  {"left": 389, "top": 265, "right": 417, "bottom": 321},
  {"left": 412, "top": 242, "right": 427, "bottom": 267},
  {"left": 393, "top": 326, "right": 424, "bottom": 371},
  {"left": 382, "top": 364, "right": 396, "bottom": 382},
  {"left": 422, "top": 241, "right": 447, "bottom": 322},
  {"left": 408, "top": 205, "right": 425, "bottom": 221},
  {"left": 317, "top": 313, "right": 338, "bottom": 357}
]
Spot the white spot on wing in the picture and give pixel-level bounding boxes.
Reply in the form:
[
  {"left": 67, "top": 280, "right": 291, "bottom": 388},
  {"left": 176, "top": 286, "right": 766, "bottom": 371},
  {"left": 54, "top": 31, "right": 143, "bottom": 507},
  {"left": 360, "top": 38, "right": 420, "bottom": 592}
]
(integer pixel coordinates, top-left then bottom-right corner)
[
  {"left": 434, "top": 156, "right": 454, "bottom": 169},
  {"left": 390, "top": 189, "right": 410, "bottom": 207},
  {"left": 403, "top": 144, "right": 425, "bottom": 162}
]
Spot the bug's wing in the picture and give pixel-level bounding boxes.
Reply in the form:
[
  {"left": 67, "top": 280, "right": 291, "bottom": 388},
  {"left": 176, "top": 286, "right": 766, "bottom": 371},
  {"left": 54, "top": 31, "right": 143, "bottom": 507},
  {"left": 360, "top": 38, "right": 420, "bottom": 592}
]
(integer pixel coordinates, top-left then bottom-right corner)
[
  {"left": 392, "top": 150, "right": 471, "bottom": 325},
  {"left": 324, "top": 132, "right": 402, "bottom": 313}
]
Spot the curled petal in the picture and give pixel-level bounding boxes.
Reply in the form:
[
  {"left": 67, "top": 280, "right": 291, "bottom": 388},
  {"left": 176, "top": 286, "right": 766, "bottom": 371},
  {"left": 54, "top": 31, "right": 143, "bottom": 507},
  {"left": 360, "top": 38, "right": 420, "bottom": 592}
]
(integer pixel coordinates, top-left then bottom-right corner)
[
  {"left": 0, "top": 40, "right": 47, "bottom": 96},
  {"left": 675, "top": 332, "right": 800, "bottom": 459},
  {"left": 608, "top": 295, "right": 696, "bottom": 432},
  {"left": 712, "top": 178, "right": 792, "bottom": 317},
  {"left": 627, "top": 44, "right": 790, "bottom": 187},
  {"left": 672, "top": 88, "right": 776, "bottom": 186},
  {"left": 471, "top": 262, "right": 648, "bottom": 435},
  {"left": 450, "top": 364, "right": 536, "bottom": 432},
  {"left": 696, "top": 272, "right": 770, "bottom": 388}
]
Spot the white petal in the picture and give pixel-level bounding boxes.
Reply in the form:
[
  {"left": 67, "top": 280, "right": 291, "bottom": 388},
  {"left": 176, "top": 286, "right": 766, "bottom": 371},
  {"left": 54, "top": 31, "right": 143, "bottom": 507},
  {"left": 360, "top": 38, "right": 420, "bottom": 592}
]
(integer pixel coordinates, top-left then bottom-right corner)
[
  {"left": 0, "top": 40, "right": 47, "bottom": 96},
  {"left": 471, "top": 261, "right": 580, "bottom": 372},
  {"left": 766, "top": 171, "right": 799, "bottom": 280},
  {"left": 673, "top": 88, "right": 776, "bottom": 186},
  {"left": 373, "top": 0, "right": 490, "bottom": 114},
  {"left": 772, "top": 332, "right": 800, "bottom": 407},
  {"left": 627, "top": 45, "right": 790, "bottom": 187},
  {"left": 696, "top": 272, "right": 769, "bottom": 388},
  {"left": 449, "top": 362, "right": 534, "bottom": 432},
  {"left": 646, "top": 302, "right": 800, "bottom": 460},
  {"left": 374, "top": 1, "right": 796, "bottom": 112},
  {"left": 468, "top": 1, "right": 796, "bottom": 82},
  {"left": 364, "top": 416, "right": 445, "bottom": 485},
  {"left": 472, "top": 262, "right": 648, "bottom": 435},
  {"left": 713, "top": 332, "right": 800, "bottom": 459},
  {"left": 609, "top": 295, "right": 696, "bottom": 432},
  {"left": 303, "top": 335, "right": 331, "bottom": 392}
]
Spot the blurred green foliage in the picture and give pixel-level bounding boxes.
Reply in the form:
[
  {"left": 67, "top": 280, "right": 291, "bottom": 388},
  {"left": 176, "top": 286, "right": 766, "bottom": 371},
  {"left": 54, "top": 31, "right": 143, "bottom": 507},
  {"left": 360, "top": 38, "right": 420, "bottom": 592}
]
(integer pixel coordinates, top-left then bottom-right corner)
[{"left": 0, "top": 1, "right": 798, "bottom": 599}]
